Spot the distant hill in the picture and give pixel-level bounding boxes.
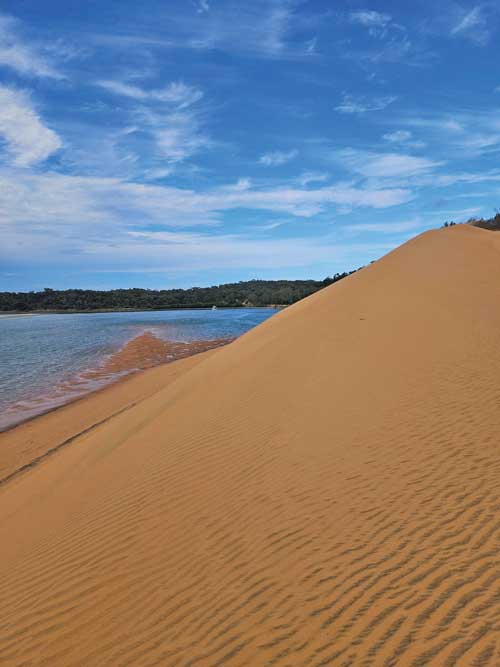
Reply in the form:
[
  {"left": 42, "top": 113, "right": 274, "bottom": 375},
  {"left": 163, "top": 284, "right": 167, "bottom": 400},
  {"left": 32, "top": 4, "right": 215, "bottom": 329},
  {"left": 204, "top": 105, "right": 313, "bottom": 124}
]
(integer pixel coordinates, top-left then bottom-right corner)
[{"left": 0, "top": 273, "right": 356, "bottom": 312}]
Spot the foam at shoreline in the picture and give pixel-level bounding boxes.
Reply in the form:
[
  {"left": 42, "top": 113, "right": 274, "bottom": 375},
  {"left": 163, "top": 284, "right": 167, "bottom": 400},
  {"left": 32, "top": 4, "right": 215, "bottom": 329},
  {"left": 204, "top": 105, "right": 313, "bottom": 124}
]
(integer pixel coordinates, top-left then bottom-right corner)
[{"left": 0, "top": 332, "right": 233, "bottom": 431}]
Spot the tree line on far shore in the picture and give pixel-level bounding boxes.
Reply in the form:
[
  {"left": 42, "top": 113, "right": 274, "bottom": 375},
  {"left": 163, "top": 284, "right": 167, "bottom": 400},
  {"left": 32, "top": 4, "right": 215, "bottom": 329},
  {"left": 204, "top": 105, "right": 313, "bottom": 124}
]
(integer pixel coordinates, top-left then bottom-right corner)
[{"left": 0, "top": 273, "right": 357, "bottom": 313}]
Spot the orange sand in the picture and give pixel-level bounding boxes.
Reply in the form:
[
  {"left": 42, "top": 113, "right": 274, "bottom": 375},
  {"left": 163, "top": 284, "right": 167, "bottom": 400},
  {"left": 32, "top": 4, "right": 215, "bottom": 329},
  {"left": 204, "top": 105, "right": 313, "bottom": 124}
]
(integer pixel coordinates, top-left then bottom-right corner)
[
  {"left": 0, "top": 346, "right": 217, "bottom": 484},
  {"left": 1, "top": 225, "right": 500, "bottom": 666},
  {"left": 78, "top": 332, "right": 234, "bottom": 380},
  {"left": 0, "top": 331, "right": 233, "bottom": 434}
]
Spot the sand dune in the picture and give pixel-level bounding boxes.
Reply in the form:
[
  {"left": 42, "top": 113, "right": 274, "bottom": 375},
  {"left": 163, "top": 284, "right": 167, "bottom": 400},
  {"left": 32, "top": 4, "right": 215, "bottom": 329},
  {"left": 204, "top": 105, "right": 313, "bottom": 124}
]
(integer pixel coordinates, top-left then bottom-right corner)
[{"left": 2, "top": 224, "right": 500, "bottom": 666}]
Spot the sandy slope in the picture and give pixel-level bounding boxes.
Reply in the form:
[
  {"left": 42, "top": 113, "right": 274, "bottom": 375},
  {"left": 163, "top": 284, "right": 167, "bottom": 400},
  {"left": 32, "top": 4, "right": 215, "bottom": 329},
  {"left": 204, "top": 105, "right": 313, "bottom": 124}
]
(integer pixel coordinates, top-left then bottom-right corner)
[
  {"left": 0, "top": 348, "right": 216, "bottom": 483},
  {"left": 1, "top": 224, "right": 500, "bottom": 666}
]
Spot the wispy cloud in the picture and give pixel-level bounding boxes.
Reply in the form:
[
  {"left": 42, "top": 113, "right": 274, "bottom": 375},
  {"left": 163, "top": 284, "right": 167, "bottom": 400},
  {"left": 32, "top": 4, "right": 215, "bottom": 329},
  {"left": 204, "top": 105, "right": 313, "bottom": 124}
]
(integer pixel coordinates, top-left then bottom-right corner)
[
  {"left": 259, "top": 149, "right": 298, "bottom": 166},
  {"left": 400, "top": 110, "right": 500, "bottom": 156},
  {"left": 342, "top": 9, "right": 432, "bottom": 68},
  {"left": 0, "top": 86, "right": 62, "bottom": 167},
  {"left": 94, "top": 0, "right": 315, "bottom": 60},
  {"left": 335, "top": 93, "right": 397, "bottom": 114},
  {"left": 297, "top": 171, "right": 329, "bottom": 187},
  {"left": 383, "top": 130, "right": 412, "bottom": 143},
  {"left": 0, "top": 170, "right": 412, "bottom": 239},
  {"left": 404, "top": 116, "right": 464, "bottom": 133},
  {"left": 348, "top": 219, "right": 423, "bottom": 234},
  {"left": 94, "top": 78, "right": 210, "bottom": 168},
  {"left": 383, "top": 129, "right": 426, "bottom": 149},
  {"left": 192, "top": 0, "right": 295, "bottom": 58},
  {"left": 350, "top": 10, "right": 392, "bottom": 37},
  {"left": 154, "top": 110, "right": 211, "bottom": 163},
  {"left": 450, "top": 5, "right": 490, "bottom": 45},
  {"left": 0, "top": 14, "right": 63, "bottom": 79},
  {"left": 0, "top": 169, "right": 401, "bottom": 274},
  {"left": 194, "top": 0, "right": 210, "bottom": 14},
  {"left": 336, "top": 149, "right": 443, "bottom": 181},
  {"left": 96, "top": 80, "right": 203, "bottom": 108}
]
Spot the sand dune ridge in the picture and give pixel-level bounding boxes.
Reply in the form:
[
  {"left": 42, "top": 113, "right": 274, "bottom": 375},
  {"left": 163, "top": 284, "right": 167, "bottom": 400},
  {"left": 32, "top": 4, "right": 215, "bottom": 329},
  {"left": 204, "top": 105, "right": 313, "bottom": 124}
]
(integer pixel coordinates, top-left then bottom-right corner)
[{"left": 1, "top": 225, "right": 500, "bottom": 666}]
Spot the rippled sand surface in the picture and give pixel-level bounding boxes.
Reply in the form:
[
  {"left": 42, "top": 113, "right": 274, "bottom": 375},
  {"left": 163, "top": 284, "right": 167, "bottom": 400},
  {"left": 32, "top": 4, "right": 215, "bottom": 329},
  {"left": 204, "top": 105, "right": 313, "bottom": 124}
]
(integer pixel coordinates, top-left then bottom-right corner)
[{"left": 1, "top": 225, "right": 500, "bottom": 666}]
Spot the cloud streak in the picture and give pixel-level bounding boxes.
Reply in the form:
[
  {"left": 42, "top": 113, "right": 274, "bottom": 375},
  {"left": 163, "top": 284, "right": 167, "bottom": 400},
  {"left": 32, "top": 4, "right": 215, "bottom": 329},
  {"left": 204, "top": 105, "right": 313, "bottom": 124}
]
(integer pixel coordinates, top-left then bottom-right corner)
[
  {"left": 336, "top": 149, "right": 443, "bottom": 182},
  {"left": 0, "top": 169, "right": 408, "bottom": 276},
  {"left": 335, "top": 94, "right": 397, "bottom": 114},
  {"left": 96, "top": 80, "right": 203, "bottom": 108},
  {"left": 259, "top": 149, "right": 298, "bottom": 166},
  {"left": 0, "top": 14, "right": 63, "bottom": 79},
  {"left": 0, "top": 86, "right": 62, "bottom": 167},
  {"left": 450, "top": 6, "right": 490, "bottom": 45}
]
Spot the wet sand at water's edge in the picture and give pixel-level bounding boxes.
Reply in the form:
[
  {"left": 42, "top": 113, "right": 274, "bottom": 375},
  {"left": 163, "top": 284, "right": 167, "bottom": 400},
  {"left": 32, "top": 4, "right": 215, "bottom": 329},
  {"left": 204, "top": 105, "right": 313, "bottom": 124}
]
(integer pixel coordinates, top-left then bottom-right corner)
[{"left": 0, "top": 334, "right": 231, "bottom": 483}]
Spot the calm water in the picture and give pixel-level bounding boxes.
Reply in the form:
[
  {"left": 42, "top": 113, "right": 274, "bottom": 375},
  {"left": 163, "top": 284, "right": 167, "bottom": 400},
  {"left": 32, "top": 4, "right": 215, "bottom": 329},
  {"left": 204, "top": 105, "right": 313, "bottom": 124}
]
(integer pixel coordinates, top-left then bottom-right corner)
[{"left": 0, "top": 308, "right": 277, "bottom": 430}]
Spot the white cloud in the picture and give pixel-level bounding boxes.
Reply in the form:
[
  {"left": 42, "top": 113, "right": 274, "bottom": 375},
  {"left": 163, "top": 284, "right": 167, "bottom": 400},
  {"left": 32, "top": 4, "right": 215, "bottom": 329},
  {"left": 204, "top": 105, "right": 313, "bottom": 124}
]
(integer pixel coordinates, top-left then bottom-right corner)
[
  {"left": 96, "top": 80, "right": 147, "bottom": 99},
  {"left": 259, "top": 149, "right": 298, "bottom": 167},
  {"left": 383, "top": 129, "right": 426, "bottom": 149},
  {"left": 97, "top": 1, "right": 314, "bottom": 59},
  {"left": 350, "top": 10, "right": 392, "bottom": 36},
  {"left": 347, "top": 219, "right": 423, "bottom": 234},
  {"left": 401, "top": 110, "right": 500, "bottom": 156},
  {"left": 451, "top": 6, "right": 489, "bottom": 44},
  {"left": 297, "top": 171, "right": 329, "bottom": 186},
  {"left": 0, "top": 169, "right": 409, "bottom": 275},
  {"left": 142, "top": 167, "right": 173, "bottom": 181},
  {"left": 223, "top": 178, "right": 252, "bottom": 191},
  {"left": 305, "top": 37, "right": 318, "bottom": 54},
  {"left": 96, "top": 80, "right": 203, "bottom": 108},
  {"left": 337, "top": 149, "right": 443, "bottom": 181},
  {"left": 95, "top": 79, "right": 209, "bottom": 166},
  {"left": 155, "top": 110, "right": 211, "bottom": 163},
  {"left": 0, "top": 14, "right": 63, "bottom": 79},
  {"left": 0, "top": 170, "right": 412, "bottom": 235},
  {"left": 0, "top": 86, "right": 62, "bottom": 167},
  {"left": 383, "top": 130, "right": 412, "bottom": 143},
  {"left": 335, "top": 93, "right": 397, "bottom": 114},
  {"left": 86, "top": 230, "right": 394, "bottom": 275},
  {"left": 194, "top": 0, "right": 210, "bottom": 13},
  {"left": 350, "top": 10, "right": 391, "bottom": 28}
]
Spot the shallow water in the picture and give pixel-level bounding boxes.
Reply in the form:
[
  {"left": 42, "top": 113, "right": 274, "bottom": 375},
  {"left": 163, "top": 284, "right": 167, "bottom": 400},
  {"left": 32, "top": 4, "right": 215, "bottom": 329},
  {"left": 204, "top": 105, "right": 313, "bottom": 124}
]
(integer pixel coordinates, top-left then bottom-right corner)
[{"left": 0, "top": 308, "right": 277, "bottom": 430}]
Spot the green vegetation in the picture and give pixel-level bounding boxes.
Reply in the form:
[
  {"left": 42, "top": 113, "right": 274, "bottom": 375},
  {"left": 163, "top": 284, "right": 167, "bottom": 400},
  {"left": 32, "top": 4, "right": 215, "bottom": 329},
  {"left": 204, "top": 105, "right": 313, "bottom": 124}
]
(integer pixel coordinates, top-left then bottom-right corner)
[
  {"left": 467, "top": 212, "right": 500, "bottom": 231},
  {"left": 443, "top": 212, "right": 500, "bottom": 230},
  {"left": 0, "top": 273, "right": 357, "bottom": 313}
]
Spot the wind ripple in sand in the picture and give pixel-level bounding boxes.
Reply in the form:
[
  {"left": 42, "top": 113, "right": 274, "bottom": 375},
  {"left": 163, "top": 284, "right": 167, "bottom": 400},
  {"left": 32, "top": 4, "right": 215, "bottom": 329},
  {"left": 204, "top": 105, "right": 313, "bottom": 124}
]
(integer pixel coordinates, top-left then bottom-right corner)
[{"left": 1, "top": 226, "right": 500, "bottom": 666}]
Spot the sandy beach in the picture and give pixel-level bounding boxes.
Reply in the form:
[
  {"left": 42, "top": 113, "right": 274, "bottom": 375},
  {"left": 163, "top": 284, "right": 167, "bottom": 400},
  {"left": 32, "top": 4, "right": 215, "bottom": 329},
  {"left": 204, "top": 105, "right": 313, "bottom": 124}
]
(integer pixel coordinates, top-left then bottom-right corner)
[{"left": 1, "top": 224, "right": 500, "bottom": 665}]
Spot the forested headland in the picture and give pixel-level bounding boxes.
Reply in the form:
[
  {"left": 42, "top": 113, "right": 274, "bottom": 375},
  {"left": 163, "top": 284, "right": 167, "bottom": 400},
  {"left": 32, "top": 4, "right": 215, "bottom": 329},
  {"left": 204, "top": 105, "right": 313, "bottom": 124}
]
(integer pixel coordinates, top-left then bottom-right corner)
[{"left": 0, "top": 273, "right": 356, "bottom": 313}]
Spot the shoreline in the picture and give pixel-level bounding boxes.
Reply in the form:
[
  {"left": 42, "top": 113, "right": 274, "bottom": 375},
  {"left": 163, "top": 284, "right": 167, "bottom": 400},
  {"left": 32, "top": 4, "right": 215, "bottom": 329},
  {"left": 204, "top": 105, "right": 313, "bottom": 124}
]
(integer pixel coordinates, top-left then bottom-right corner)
[
  {"left": 0, "top": 333, "right": 234, "bottom": 434},
  {"left": 0, "top": 332, "right": 235, "bottom": 434},
  {"left": 0, "top": 305, "right": 285, "bottom": 316},
  {"left": 0, "top": 339, "right": 227, "bottom": 484}
]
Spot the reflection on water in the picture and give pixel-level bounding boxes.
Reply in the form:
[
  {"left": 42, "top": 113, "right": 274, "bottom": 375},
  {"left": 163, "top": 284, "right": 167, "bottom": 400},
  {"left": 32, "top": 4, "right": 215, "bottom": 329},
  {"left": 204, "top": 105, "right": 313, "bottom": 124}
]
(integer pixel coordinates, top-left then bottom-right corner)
[{"left": 0, "top": 308, "right": 277, "bottom": 430}]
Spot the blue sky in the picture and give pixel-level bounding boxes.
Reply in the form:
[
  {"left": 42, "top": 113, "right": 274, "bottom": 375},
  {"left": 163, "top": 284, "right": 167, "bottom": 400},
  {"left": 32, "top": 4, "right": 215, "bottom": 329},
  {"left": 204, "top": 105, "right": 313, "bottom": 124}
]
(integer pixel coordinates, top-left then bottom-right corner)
[{"left": 0, "top": 1, "right": 499, "bottom": 290}]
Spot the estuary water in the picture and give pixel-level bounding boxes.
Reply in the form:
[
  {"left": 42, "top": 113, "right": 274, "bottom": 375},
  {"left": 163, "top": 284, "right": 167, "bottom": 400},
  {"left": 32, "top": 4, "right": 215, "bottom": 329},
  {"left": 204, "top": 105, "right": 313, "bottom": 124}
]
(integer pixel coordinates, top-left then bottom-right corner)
[{"left": 0, "top": 308, "right": 277, "bottom": 430}]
